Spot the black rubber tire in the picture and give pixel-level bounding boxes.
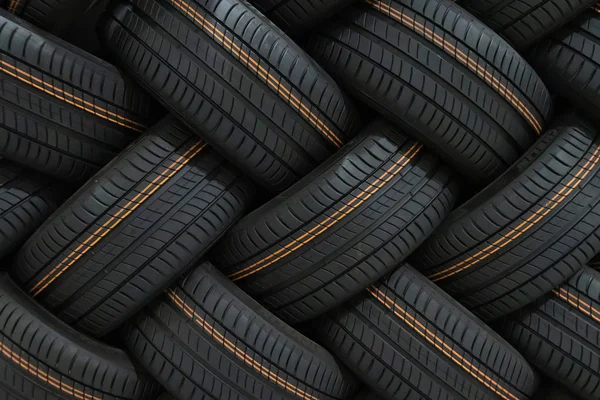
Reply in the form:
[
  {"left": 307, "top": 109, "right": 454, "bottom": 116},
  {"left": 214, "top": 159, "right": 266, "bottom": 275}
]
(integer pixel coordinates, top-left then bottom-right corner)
[
  {"left": 101, "top": 0, "right": 358, "bottom": 192},
  {"left": 0, "top": 9, "right": 158, "bottom": 183},
  {"left": 532, "top": 381, "right": 580, "bottom": 400},
  {"left": 124, "top": 262, "right": 355, "bottom": 400},
  {"left": 499, "top": 266, "right": 600, "bottom": 400},
  {"left": 411, "top": 122, "right": 600, "bottom": 321},
  {"left": 352, "top": 391, "right": 380, "bottom": 400},
  {"left": 250, "top": 0, "right": 357, "bottom": 35},
  {"left": 0, "top": 160, "right": 68, "bottom": 259},
  {"left": 458, "top": 0, "right": 596, "bottom": 49},
  {"left": 212, "top": 120, "right": 459, "bottom": 323},
  {"left": 11, "top": 117, "right": 254, "bottom": 337},
  {"left": 0, "top": 272, "right": 160, "bottom": 400},
  {"left": 317, "top": 264, "right": 538, "bottom": 400},
  {"left": 531, "top": 9, "right": 600, "bottom": 125},
  {"left": 589, "top": 253, "right": 600, "bottom": 269},
  {"left": 306, "top": 0, "right": 552, "bottom": 184},
  {"left": 6, "top": 0, "right": 107, "bottom": 55},
  {"left": 6, "top": 0, "right": 83, "bottom": 30}
]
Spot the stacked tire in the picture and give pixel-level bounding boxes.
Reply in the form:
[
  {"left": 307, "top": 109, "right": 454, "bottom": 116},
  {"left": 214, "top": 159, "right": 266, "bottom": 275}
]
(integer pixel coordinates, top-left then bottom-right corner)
[
  {"left": 0, "top": 0, "right": 598, "bottom": 399},
  {"left": 101, "top": 0, "right": 359, "bottom": 192},
  {"left": 499, "top": 267, "right": 600, "bottom": 400},
  {"left": 0, "top": 9, "right": 157, "bottom": 183},
  {"left": 12, "top": 117, "right": 255, "bottom": 336},
  {"left": 307, "top": 0, "right": 552, "bottom": 182},
  {"left": 212, "top": 120, "right": 459, "bottom": 323},
  {"left": 458, "top": 0, "right": 596, "bottom": 49},
  {"left": 412, "top": 121, "right": 600, "bottom": 320}
]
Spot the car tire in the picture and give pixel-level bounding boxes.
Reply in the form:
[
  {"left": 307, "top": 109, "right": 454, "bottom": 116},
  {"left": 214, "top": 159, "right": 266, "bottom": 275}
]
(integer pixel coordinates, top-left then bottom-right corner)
[
  {"left": 124, "top": 262, "right": 356, "bottom": 400},
  {"left": 12, "top": 117, "right": 254, "bottom": 337},
  {"left": 0, "top": 10, "right": 158, "bottom": 182},
  {"left": 458, "top": 0, "right": 596, "bottom": 49},
  {"left": 306, "top": 0, "right": 552, "bottom": 183},
  {"left": 251, "top": 0, "right": 357, "bottom": 35},
  {"left": 500, "top": 266, "right": 600, "bottom": 400},
  {"left": 318, "top": 264, "right": 538, "bottom": 400},
  {"left": 213, "top": 120, "right": 459, "bottom": 323},
  {"left": 531, "top": 9, "right": 600, "bottom": 125},
  {"left": 100, "top": 0, "right": 359, "bottom": 192},
  {"left": 412, "top": 121, "right": 600, "bottom": 320},
  {"left": 0, "top": 272, "right": 160, "bottom": 400},
  {"left": 0, "top": 161, "right": 68, "bottom": 259}
]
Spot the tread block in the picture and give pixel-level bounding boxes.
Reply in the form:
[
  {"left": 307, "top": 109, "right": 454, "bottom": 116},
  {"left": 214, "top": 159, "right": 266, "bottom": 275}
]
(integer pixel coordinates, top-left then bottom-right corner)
[
  {"left": 101, "top": 0, "right": 359, "bottom": 192},
  {"left": 0, "top": 9, "right": 159, "bottom": 182},
  {"left": 459, "top": 0, "right": 595, "bottom": 49},
  {"left": 306, "top": 0, "right": 552, "bottom": 183},
  {"left": 251, "top": 0, "right": 357, "bottom": 35},
  {"left": 532, "top": 9, "right": 600, "bottom": 124},
  {"left": 0, "top": 160, "right": 68, "bottom": 258},
  {"left": 500, "top": 266, "right": 600, "bottom": 400},
  {"left": 317, "top": 264, "right": 538, "bottom": 400},
  {"left": 12, "top": 117, "right": 254, "bottom": 337},
  {"left": 124, "top": 262, "right": 355, "bottom": 400},
  {"left": 213, "top": 120, "right": 459, "bottom": 323},
  {"left": 0, "top": 273, "right": 160, "bottom": 400},
  {"left": 412, "top": 121, "right": 600, "bottom": 320},
  {"left": 7, "top": 0, "right": 108, "bottom": 55}
]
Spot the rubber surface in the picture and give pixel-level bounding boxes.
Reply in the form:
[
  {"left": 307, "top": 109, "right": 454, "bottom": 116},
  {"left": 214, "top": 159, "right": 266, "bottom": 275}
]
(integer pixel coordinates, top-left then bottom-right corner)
[
  {"left": 412, "top": 122, "right": 600, "bottom": 320},
  {"left": 458, "top": 0, "right": 596, "bottom": 49},
  {"left": 500, "top": 266, "right": 600, "bottom": 400},
  {"left": 251, "top": 0, "right": 357, "bottom": 35},
  {"left": 101, "top": 0, "right": 358, "bottom": 192},
  {"left": 317, "top": 264, "right": 538, "bottom": 400},
  {"left": 8, "top": 0, "right": 92, "bottom": 34},
  {"left": 532, "top": 382, "right": 579, "bottom": 400},
  {"left": 0, "top": 160, "right": 67, "bottom": 259},
  {"left": 213, "top": 120, "right": 459, "bottom": 323},
  {"left": 0, "top": 9, "right": 157, "bottom": 183},
  {"left": 352, "top": 391, "right": 381, "bottom": 400},
  {"left": 590, "top": 253, "right": 600, "bottom": 269},
  {"left": 124, "top": 262, "right": 355, "bottom": 400},
  {"left": 12, "top": 117, "right": 254, "bottom": 337},
  {"left": 0, "top": 272, "right": 160, "bottom": 400},
  {"left": 6, "top": 0, "right": 107, "bottom": 55},
  {"left": 307, "top": 0, "right": 552, "bottom": 183},
  {"left": 531, "top": 9, "right": 600, "bottom": 124}
]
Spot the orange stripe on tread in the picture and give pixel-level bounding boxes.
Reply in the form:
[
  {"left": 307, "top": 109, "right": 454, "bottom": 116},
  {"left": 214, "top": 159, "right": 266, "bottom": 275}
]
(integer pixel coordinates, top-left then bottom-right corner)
[
  {"left": 7, "top": 0, "right": 19, "bottom": 13},
  {"left": 367, "top": 286, "right": 519, "bottom": 400},
  {"left": 166, "top": 0, "right": 342, "bottom": 148},
  {"left": 167, "top": 289, "right": 317, "bottom": 400},
  {"left": 365, "top": 0, "right": 543, "bottom": 135},
  {"left": 0, "top": 59, "right": 146, "bottom": 132},
  {"left": 429, "top": 143, "right": 600, "bottom": 282},
  {"left": 553, "top": 287, "right": 600, "bottom": 323},
  {"left": 228, "top": 141, "right": 423, "bottom": 281},
  {"left": 0, "top": 339, "right": 101, "bottom": 400},
  {"left": 29, "top": 141, "right": 206, "bottom": 297}
]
